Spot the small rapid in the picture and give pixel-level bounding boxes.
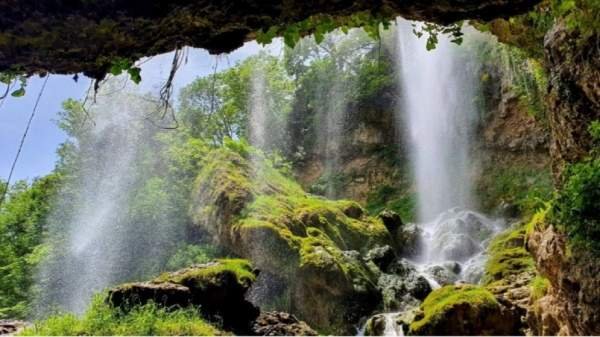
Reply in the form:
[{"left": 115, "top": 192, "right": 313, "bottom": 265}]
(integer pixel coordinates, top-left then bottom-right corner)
[{"left": 359, "top": 208, "right": 504, "bottom": 336}]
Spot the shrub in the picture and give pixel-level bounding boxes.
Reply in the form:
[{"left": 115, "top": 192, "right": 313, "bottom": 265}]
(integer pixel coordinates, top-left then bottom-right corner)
[
  {"left": 530, "top": 275, "right": 550, "bottom": 301},
  {"left": 20, "top": 295, "right": 223, "bottom": 336},
  {"left": 550, "top": 157, "right": 600, "bottom": 253}
]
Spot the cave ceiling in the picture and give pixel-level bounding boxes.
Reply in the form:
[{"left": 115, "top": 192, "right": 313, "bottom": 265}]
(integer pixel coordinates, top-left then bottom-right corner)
[{"left": 0, "top": 0, "right": 540, "bottom": 78}]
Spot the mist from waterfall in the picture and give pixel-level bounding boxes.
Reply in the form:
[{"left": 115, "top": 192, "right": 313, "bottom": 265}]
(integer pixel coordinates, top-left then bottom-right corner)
[
  {"left": 395, "top": 20, "right": 478, "bottom": 223},
  {"left": 249, "top": 68, "right": 268, "bottom": 151},
  {"left": 36, "top": 79, "right": 183, "bottom": 315},
  {"left": 322, "top": 76, "right": 347, "bottom": 199}
]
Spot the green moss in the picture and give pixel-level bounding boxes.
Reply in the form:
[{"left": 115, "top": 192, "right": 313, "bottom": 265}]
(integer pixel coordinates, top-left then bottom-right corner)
[
  {"left": 191, "top": 142, "right": 394, "bottom": 332},
  {"left": 365, "top": 184, "right": 416, "bottom": 222},
  {"left": 525, "top": 206, "right": 549, "bottom": 238},
  {"left": 482, "top": 223, "right": 534, "bottom": 285},
  {"left": 193, "top": 142, "right": 391, "bottom": 255},
  {"left": 410, "top": 285, "right": 499, "bottom": 334},
  {"left": 19, "top": 295, "right": 224, "bottom": 336},
  {"left": 155, "top": 258, "right": 256, "bottom": 289},
  {"left": 530, "top": 275, "right": 550, "bottom": 301},
  {"left": 476, "top": 164, "right": 553, "bottom": 216}
]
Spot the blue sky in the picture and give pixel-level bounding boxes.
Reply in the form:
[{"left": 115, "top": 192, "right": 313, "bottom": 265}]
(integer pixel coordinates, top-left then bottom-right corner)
[{"left": 0, "top": 40, "right": 282, "bottom": 183}]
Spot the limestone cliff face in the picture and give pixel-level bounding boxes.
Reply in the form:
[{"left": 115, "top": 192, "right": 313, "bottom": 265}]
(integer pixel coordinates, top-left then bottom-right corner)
[
  {"left": 544, "top": 23, "right": 600, "bottom": 181},
  {"left": 521, "top": 22, "right": 600, "bottom": 336},
  {"left": 290, "top": 88, "right": 406, "bottom": 203},
  {"left": 527, "top": 225, "right": 600, "bottom": 336}
]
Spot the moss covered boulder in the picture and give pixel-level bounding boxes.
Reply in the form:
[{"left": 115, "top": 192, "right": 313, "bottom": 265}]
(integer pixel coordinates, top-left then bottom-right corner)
[
  {"left": 409, "top": 284, "right": 520, "bottom": 335},
  {"left": 190, "top": 142, "right": 394, "bottom": 333},
  {"left": 108, "top": 259, "right": 259, "bottom": 334}
]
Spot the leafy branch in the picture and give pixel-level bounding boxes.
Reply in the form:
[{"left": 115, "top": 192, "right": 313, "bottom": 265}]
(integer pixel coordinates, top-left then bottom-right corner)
[
  {"left": 108, "top": 58, "right": 142, "bottom": 84},
  {"left": 0, "top": 72, "right": 28, "bottom": 98},
  {"left": 256, "top": 11, "right": 394, "bottom": 48},
  {"left": 411, "top": 22, "right": 464, "bottom": 51}
]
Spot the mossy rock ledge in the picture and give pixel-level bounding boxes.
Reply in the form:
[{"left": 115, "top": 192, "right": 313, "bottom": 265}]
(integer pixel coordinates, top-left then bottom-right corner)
[
  {"left": 190, "top": 144, "right": 400, "bottom": 333},
  {"left": 408, "top": 284, "right": 521, "bottom": 336},
  {"left": 108, "top": 259, "right": 259, "bottom": 334}
]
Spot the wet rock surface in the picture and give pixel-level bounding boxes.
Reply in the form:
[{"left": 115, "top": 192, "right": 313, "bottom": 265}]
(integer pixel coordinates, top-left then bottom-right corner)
[
  {"left": 425, "top": 264, "right": 459, "bottom": 286},
  {"left": 251, "top": 311, "right": 317, "bottom": 336},
  {"left": 365, "top": 245, "right": 397, "bottom": 271},
  {"left": 375, "top": 259, "right": 432, "bottom": 311},
  {"left": 527, "top": 225, "right": 600, "bottom": 335},
  {"left": 425, "top": 209, "right": 499, "bottom": 264},
  {"left": 0, "top": 0, "right": 540, "bottom": 77},
  {"left": 0, "top": 321, "right": 28, "bottom": 336}
]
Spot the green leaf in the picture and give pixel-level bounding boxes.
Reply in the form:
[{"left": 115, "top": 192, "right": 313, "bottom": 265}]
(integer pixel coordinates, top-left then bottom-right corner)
[
  {"left": 256, "top": 26, "right": 279, "bottom": 45},
  {"left": 426, "top": 35, "right": 438, "bottom": 51},
  {"left": 451, "top": 37, "right": 463, "bottom": 45},
  {"left": 127, "top": 67, "right": 142, "bottom": 84},
  {"left": 11, "top": 87, "right": 25, "bottom": 97},
  {"left": 283, "top": 26, "right": 301, "bottom": 48}
]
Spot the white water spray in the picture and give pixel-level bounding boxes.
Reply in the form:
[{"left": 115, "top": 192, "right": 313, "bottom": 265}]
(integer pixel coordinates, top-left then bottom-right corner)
[
  {"left": 396, "top": 21, "right": 478, "bottom": 223},
  {"left": 37, "top": 80, "right": 182, "bottom": 314},
  {"left": 361, "top": 21, "right": 503, "bottom": 336}
]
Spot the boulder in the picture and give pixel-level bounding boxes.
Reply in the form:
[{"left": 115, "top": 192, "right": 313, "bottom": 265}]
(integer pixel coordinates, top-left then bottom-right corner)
[
  {"left": 365, "top": 245, "right": 397, "bottom": 272},
  {"left": 376, "top": 259, "right": 432, "bottom": 311},
  {"left": 0, "top": 320, "right": 28, "bottom": 336},
  {"left": 342, "top": 203, "right": 364, "bottom": 219},
  {"left": 363, "top": 314, "right": 402, "bottom": 336},
  {"left": 425, "top": 264, "right": 460, "bottom": 286},
  {"left": 190, "top": 145, "right": 391, "bottom": 333},
  {"left": 437, "top": 233, "right": 482, "bottom": 262},
  {"left": 108, "top": 259, "right": 259, "bottom": 334},
  {"left": 395, "top": 223, "right": 423, "bottom": 257},
  {"left": 378, "top": 210, "right": 404, "bottom": 233},
  {"left": 409, "top": 284, "right": 521, "bottom": 335},
  {"left": 364, "top": 310, "right": 416, "bottom": 336},
  {"left": 251, "top": 311, "right": 317, "bottom": 336}
]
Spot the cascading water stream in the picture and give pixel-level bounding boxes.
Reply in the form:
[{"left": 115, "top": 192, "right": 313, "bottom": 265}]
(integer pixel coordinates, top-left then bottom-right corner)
[
  {"left": 396, "top": 22, "right": 476, "bottom": 223},
  {"left": 360, "top": 21, "right": 504, "bottom": 336}
]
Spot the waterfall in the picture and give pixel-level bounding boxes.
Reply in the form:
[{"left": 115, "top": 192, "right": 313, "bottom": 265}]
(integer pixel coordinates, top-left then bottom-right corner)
[
  {"left": 360, "top": 21, "right": 505, "bottom": 336},
  {"left": 36, "top": 80, "right": 182, "bottom": 314},
  {"left": 395, "top": 20, "right": 477, "bottom": 223}
]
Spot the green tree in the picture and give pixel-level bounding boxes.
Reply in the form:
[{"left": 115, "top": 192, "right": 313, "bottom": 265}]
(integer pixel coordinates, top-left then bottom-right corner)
[{"left": 0, "top": 174, "right": 62, "bottom": 318}]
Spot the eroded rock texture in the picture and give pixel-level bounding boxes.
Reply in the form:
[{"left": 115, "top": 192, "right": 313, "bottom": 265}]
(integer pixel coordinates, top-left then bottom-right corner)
[
  {"left": 108, "top": 260, "right": 260, "bottom": 334},
  {"left": 545, "top": 23, "right": 600, "bottom": 181},
  {"left": 527, "top": 225, "right": 600, "bottom": 336},
  {"left": 0, "top": 0, "right": 540, "bottom": 78}
]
